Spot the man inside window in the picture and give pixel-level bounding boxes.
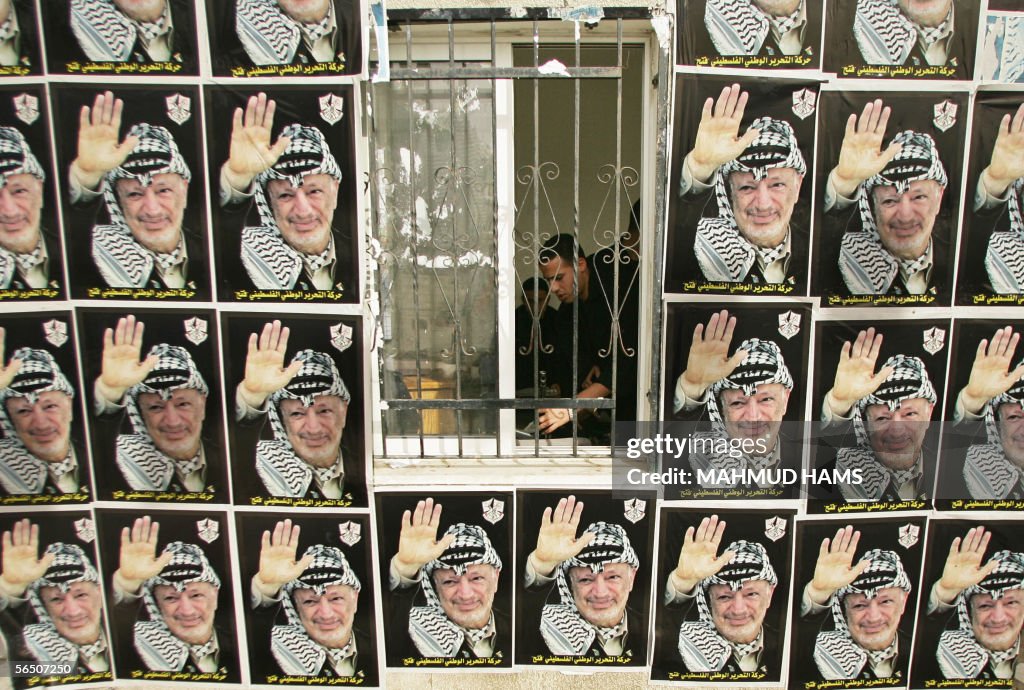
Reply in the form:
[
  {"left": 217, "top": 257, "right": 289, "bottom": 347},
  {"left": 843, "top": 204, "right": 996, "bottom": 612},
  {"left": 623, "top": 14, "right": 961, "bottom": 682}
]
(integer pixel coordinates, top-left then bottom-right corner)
[
  {"left": 672, "top": 310, "right": 794, "bottom": 487},
  {"left": 665, "top": 515, "right": 778, "bottom": 673},
  {"left": 234, "top": 0, "right": 353, "bottom": 67},
  {"left": 975, "top": 103, "right": 1024, "bottom": 294},
  {"left": 251, "top": 519, "right": 365, "bottom": 676},
  {"left": 236, "top": 320, "right": 351, "bottom": 499},
  {"left": 0, "top": 519, "right": 110, "bottom": 674},
  {"left": 852, "top": 0, "right": 961, "bottom": 67},
  {"left": 703, "top": 0, "right": 809, "bottom": 57},
  {"left": 0, "top": 343, "right": 80, "bottom": 496},
  {"left": 821, "top": 328, "right": 936, "bottom": 501},
  {"left": 0, "top": 127, "right": 56, "bottom": 291},
  {"left": 93, "top": 315, "right": 212, "bottom": 493},
  {"left": 523, "top": 495, "right": 639, "bottom": 657},
  {"left": 69, "top": 91, "right": 201, "bottom": 291},
  {"left": 220, "top": 92, "right": 348, "bottom": 293},
  {"left": 113, "top": 517, "right": 233, "bottom": 675},
  {"left": 928, "top": 526, "right": 1024, "bottom": 680},
  {"left": 824, "top": 99, "right": 948, "bottom": 296},
  {"left": 800, "top": 525, "right": 912, "bottom": 680},
  {"left": 68, "top": 0, "right": 190, "bottom": 64},
  {"left": 679, "top": 84, "right": 806, "bottom": 286},
  {"left": 386, "top": 499, "right": 506, "bottom": 659}
]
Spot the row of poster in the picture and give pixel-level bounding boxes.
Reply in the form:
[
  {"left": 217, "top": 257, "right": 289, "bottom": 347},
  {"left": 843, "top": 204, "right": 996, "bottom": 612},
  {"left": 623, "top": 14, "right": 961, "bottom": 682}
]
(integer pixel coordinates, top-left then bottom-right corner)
[{"left": 3, "top": 497, "right": 1023, "bottom": 689}]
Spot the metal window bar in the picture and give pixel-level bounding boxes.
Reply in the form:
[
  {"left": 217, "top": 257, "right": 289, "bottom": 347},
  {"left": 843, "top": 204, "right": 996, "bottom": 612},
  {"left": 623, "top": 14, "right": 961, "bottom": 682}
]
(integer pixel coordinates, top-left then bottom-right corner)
[{"left": 368, "top": 17, "right": 659, "bottom": 459}]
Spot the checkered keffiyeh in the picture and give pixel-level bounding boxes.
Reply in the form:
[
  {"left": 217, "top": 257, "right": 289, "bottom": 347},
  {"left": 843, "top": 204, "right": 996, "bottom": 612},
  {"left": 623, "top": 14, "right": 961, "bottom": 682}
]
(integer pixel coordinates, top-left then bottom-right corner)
[
  {"left": 93, "top": 124, "right": 191, "bottom": 288},
  {"left": 841, "top": 131, "right": 947, "bottom": 295},
  {"left": 986, "top": 178, "right": 1024, "bottom": 293},
  {"left": 854, "top": 0, "right": 933, "bottom": 65},
  {"left": 70, "top": 0, "right": 172, "bottom": 62},
  {"left": 409, "top": 523, "right": 502, "bottom": 658},
  {"left": 695, "top": 117, "right": 804, "bottom": 282},
  {"left": 678, "top": 540, "right": 776, "bottom": 672},
  {"left": 704, "top": 0, "right": 805, "bottom": 55},
  {"left": 0, "top": 127, "right": 45, "bottom": 184},
  {"left": 815, "top": 549, "right": 910, "bottom": 679},
  {"left": 242, "top": 125, "right": 342, "bottom": 290},
  {"left": 236, "top": 0, "right": 335, "bottom": 65},
  {"left": 938, "top": 550, "right": 1024, "bottom": 679},
  {"left": 540, "top": 522, "right": 638, "bottom": 656},
  {"left": 965, "top": 374, "right": 1024, "bottom": 499},
  {"left": 272, "top": 544, "right": 361, "bottom": 676}
]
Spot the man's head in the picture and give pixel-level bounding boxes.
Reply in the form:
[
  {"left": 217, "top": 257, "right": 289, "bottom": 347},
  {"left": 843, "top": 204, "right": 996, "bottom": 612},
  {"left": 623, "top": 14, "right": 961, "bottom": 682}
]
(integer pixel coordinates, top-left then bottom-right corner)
[
  {"left": 859, "top": 130, "right": 947, "bottom": 262},
  {"left": 962, "top": 551, "right": 1024, "bottom": 653},
  {"left": 268, "top": 350, "right": 350, "bottom": 469},
  {"left": 896, "top": 0, "right": 952, "bottom": 27},
  {"left": 28, "top": 543, "right": 103, "bottom": 647},
  {"left": 104, "top": 124, "right": 191, "bottom": 255},
  {"left": 422, "top": 524, "right": 501, "bottom": 631},
  {"left": 538, "top": 233, "right": 588, "bottom": 304},
  {"left": 708, "top": 338, "right": 793, "bottom": 452},
  {"left": 274, "top": 0, "right": 331, "bottom": 23},
  {"left": 142, "top": 541, "right": 220, "bottom": 646},
  {"left": 0, "top": 348, "right": 75, "bottom": 464},
  {"left": 281, "top": 544, "right": 361, "bottom": 649},
  {"left": 719, "top": 117, "right": 806, "bottom": 249},
  {"left": 555, "top": 522, "right": 638, "bottom": 629},
  {"left": 698, "top": 540, "right": 776, "bottom": 644},
  {"left": 0, "top": 127, "right": 46, "bottom": 256},
  {"left": 112, "top": 0, "right": 167, "bottom": 23},
  {"left": 983, "top": 365, "right": 1024, "bottom": 469},
  {"left": 123, "top": 344, "right": 208, "bottom": 463},
  {"left": 853, "top": 354, "right": 935, "bottom": 471},
  {"left": 833, "top": 550, "right": 911, "bottom": 652},
  {"left": 255, "top": 125, "right": 342, "bottom": 258},
  {"left": 520, "top": 277, "right": 549, "bottom": 315}
]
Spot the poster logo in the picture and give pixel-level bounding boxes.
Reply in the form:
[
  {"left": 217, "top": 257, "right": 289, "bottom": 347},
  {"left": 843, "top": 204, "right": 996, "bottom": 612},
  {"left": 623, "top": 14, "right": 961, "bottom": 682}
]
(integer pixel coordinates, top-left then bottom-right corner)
[
  {"left": 482, "top": 498, "right": 504, "bottom": 524},
  {"left": 196, "top": 519, "right": 219, "bottom": 543},
  {"left": 624, "top": 498, "right": 646, "bottom": 523},
  {"left": 319, "top": 94, "right": 344, "bottom": 125},
  {"left": 765, "top": 516, "right": 786, "bottom": 542},
  {"left": 331, "top": 323, "right": 353, "bottom": 353},
  {"left": 792, "top": 88, "right": 816, "bottom": 120},
  {"left": 933, "top": 99, "right": 957, "bottom": 132},
  {"left": 184, "top": 317, "right": 208, "bottom": 345},
  {"left": 898, "top": 523, "right": 920, "bottom": 549},
  {"left": 13, "top": 94, "right": 38, "bottom": 125},
  {"left": 166, "top": 94, "right": 191, "bottom": 125},
  {"left": 43, "top": 320, "right": 68, "bottom": 348},
  {"left": 778, "top": 311, "right": 801, "bottom": 340},
  {"left": 923, "top": 327, "right": 945, "bottom": 355},
  {"left": 339, "top": 521, "right": 361, "bottom": 546},
  {"left": 74, "top": 518, "right": 95, "bottom": 543}
]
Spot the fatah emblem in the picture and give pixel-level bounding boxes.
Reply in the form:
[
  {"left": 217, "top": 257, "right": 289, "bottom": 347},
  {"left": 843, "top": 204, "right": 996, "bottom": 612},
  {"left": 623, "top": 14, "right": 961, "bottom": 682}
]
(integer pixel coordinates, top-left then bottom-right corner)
[
  {"left": 923, "top": 327, "right": 945, "bottom": 355},
  {"left": 623, "top": 498, "right": 646, "bottom": 523},
  {"left": 43, "top": 320, "right": 68, "bottom": 348},
  {"left": 319, "top": 94, "right": 345, "bottom": 126},
  {"left": 898, "top": 523, "right": 920, "bottom": 549},
  {"left": 74, "top": 518, "right": 95, "bottom": 544},
  {"left": 791, "top": 88, "right": 816, "bottom": 120},
  {"left": 196, "top": 518, "right": 219, "bottom": 544},
  {"left": 166, "top": 94, "right": 191, "bottom": 125},
  {"left": 764, "top": 516, "right": 786, "bottom": 542},
  {"left": 184, "top": 318, "right": 208, "bottom": 345},
  {"left": 330, "top": 323, "right": 353, "bottom": 353},
  {"left": 482, "top": 498, "right": 504, "bottom": 524},
  {"left": 778, "top": 311, "right": 801, "bottom": 340},
  {"left": 933, "top": 99, "right": 957, "bottom": 132},
  {"left": 13, "top": 94, "right": 39, "bottom": 125},
  {"left": 338, "top": 521, "right": 361, "bottom": 546}
]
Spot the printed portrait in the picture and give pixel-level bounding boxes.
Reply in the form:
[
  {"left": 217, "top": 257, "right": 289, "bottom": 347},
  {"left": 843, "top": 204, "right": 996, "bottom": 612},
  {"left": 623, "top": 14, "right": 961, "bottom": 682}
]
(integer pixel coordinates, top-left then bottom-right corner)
[
  {"left": 375, "top": 492, "right": 512, "bottom": 668},
  {"left": 651, "top": 507, "right": 795, "bottom": 683},
  {"left": 0, "top": 0, "right": 42, "bottom": 76},
  {"left": 49, "top": 84, "right": 209, "bottom": 301},
  {"left": 76, "top": 308, "right": 227, "bottom": 502},
  {"left": 979, "top": 10, "right": 1024, "bottom": 83},
  {"left": 221, "top": 313, "right": 365, "bottom": 508},
  {"left": 204, "top": 86, "right": 357, "bottom": 303}
]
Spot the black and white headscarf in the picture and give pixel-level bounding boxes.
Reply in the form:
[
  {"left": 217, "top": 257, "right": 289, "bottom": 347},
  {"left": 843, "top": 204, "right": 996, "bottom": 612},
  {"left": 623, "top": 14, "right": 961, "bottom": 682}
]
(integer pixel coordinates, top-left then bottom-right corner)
[
  {"left": 840, "top": 130, "right": 947, "bottom": 295},
  {"left": 938, "top": 550, "right": 1024, "bottom": 679},
  {"left": 93, "top": 124, "right": 190, "bottom": 288},
  {"left": 837, "top": 354, "right": 935, "bottom": 500},
  {"left": 70, "top": 0, "right": 172, "bottom": 62},
  {"left": 540, "top": 521, "right": 638, "bottom": 656},
  {"left": 814, "top": 549, "right": 910, "bottom": 679},
  {"left": 0, "top": 348, "right": 75, "bottom": 495},
  {"left": 242, "top": 125, "right": 342, "bottom": 290},
  {"left": 408, "top": 523, "right": 502, "bottom": 658},
  {"left": 678, "top": 540, "right": 776, "bottom": 672},
  {"left": 694, "top": 117, "right": 805, "bottom": 283},
  {"left": 0, "top": 127, "right": 46, "bottom": 288},
  {"left": 257, "top": 349, "right": 350, "bottom": 497},
  {"left": 272, "top": 544, "right": 361, "bottom": 676},
  {"left": 135, "top": 541, "right": 221, "bottom": 672},
  {"left": 23, "top": 543, "right": 107, "bottom": 668},
  {"left": 115, "top": 344, "right": 207, "bottom": 491},
  {"left": 985, "top": 177, "right": 1024, "bottom": 294},
  {"left": 236, "top": 0, "right": 335, "bottom": 65},
  {"left": 964, "top": 365, "right": 1024, "bottom": 499},
  {"left": 689, "top": 338, "right": 793, "bottom": 484},
  {"left": 704, "top": 0, "right": 805, "bottom": 55},
  {"left": 853, "top": 0, "right": 952, "bottom": 65}
]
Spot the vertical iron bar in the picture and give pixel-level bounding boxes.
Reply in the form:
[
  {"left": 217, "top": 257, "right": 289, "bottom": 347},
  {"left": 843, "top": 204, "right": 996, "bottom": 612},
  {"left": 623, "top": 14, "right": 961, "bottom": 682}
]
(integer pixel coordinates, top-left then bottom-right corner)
[
  {"left": 405, "top": 21, "right": 425, "bottom": 457},
  {"left": 571, "top": 26, "right": 581, "bottom": 455},
  {"left": 609, "top": 20, "right": 624, "bottom": 449}
]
